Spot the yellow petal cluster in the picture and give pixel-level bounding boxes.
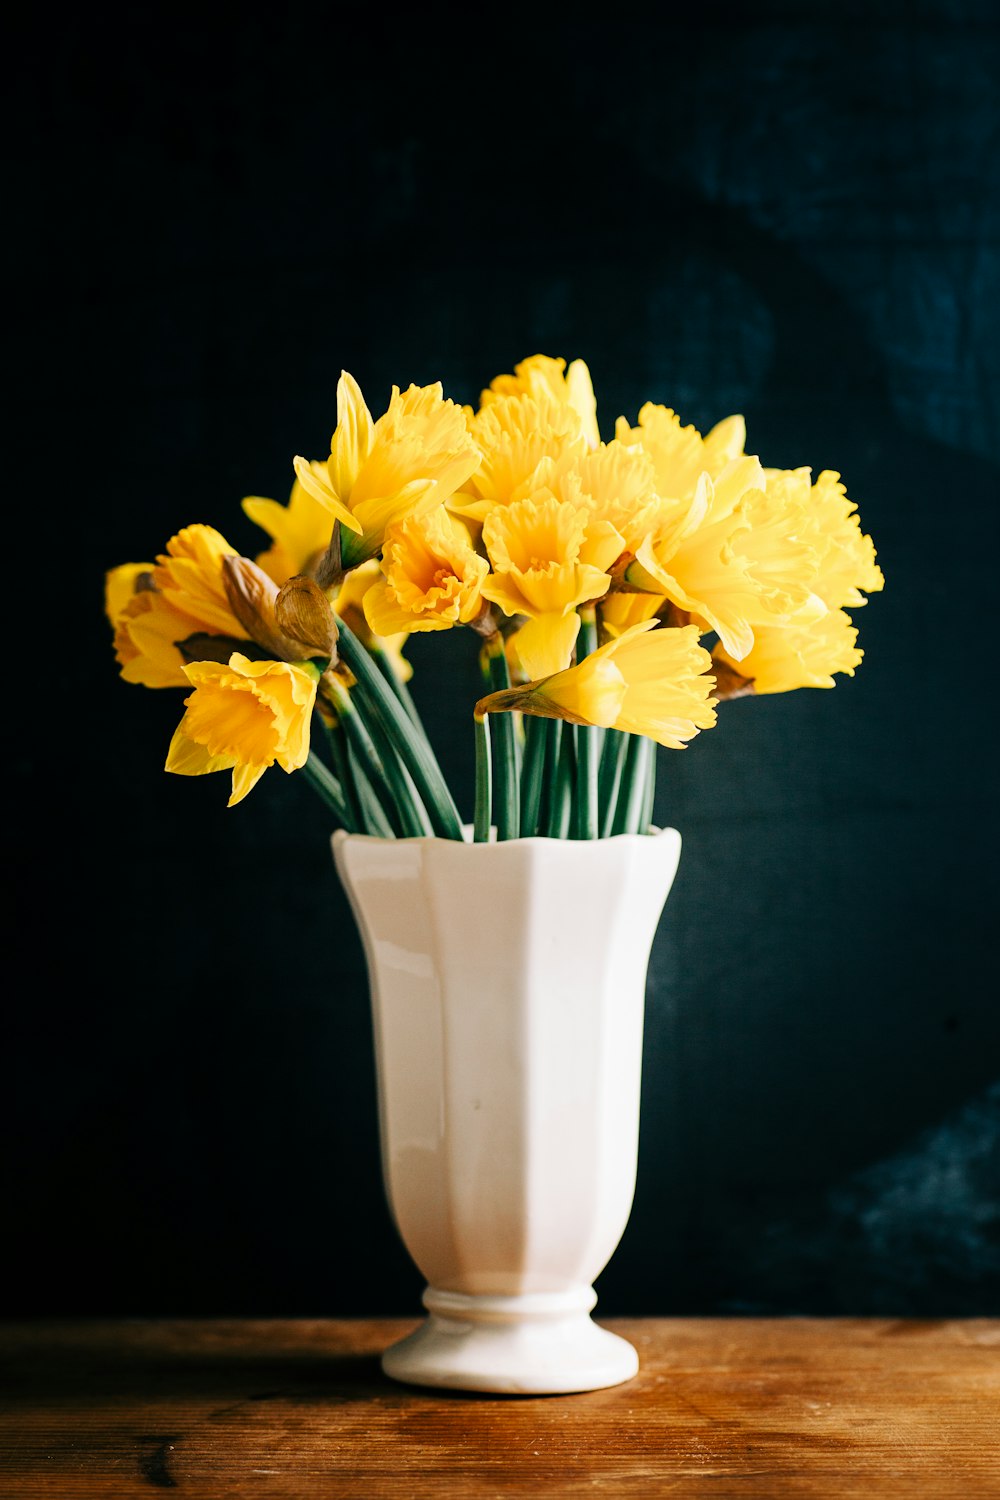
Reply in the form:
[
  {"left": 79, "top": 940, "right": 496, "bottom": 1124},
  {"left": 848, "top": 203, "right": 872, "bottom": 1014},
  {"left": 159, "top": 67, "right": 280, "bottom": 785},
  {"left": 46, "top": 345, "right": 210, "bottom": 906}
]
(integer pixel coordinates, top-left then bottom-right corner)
[
  {"left": 293, "top": 373, "right": 481, "bottom": 567},
  {"left": 106, "top": 525, "right": 247, "bottom": 688},
  {"left": 480, "top": 491, "right": 622, "bottom": 678},
  {"left": 480, "top": 353, "right": 600, "bottom": 449},
  {"left": 714, "top": 609, "right": 863, "bottom": 694},
  {"left": 165, "top": 654, "right": 320, "bottom": 806},
  {"left": 363, "top": 507, "right": 489, "bottom": 636}
]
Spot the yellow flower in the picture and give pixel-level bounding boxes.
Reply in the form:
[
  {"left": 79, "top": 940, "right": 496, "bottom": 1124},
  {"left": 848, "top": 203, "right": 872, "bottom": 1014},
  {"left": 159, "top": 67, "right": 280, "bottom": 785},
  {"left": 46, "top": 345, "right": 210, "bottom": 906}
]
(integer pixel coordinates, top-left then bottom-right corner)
[
  {"left": 165, "top": 654, "right": 320, "bottom": 806},
  {"left": 449, "top": 392, "right": 588, "bottom": 526},
  {"left": 614, "top": 401, "right": 747, "bottom": 501},
  {"left": 480, "top": 491, "right": 622, "bottom": 678},
  {"left": 334, "top": 559, "right": 413, "bottom": 681},
  {"left": 107, "top": 525, "right": 247, "bottom": 688},
  {"left": 293, "top": 373, "right": 481, "bottom": 567},
  {"left": 362, "top": 507, "right": 489, "bottom": 636},
  {"left": 546, "top": 439, "right": 661, "bottom": 556},
  {"left": 480, "top": 353, "right": 600, "bottom": 448},
  {"left": 243, "top": 466, "right": 335, "bottom": 585},
  {"left": 105, "top": 562, "right": 150, "bottom": 622},
  {"left": 713, "top": 609, "right": 863, "bottom": 693},
  {"left": 625, "top": 472, "right": 768, "bottom": 661},
  {"left": 479, "top": 619, "right": 717, "bottom": 749},
  {"left": 781, "top": 468, "right": 885, "bottom": 609}
]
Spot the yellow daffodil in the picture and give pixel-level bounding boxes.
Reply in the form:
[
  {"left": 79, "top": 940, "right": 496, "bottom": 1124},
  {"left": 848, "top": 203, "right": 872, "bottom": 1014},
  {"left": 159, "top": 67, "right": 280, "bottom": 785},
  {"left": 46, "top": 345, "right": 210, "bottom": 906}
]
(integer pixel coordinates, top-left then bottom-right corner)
[
  {"left": 776, "top": 467, "right": 885, "bottom": 609},
  {"left": 362, "top": 507, "right": 489, "bottom": 636},
  {"left": 713, "top": 609, "right": 863, "bottom": 693},
  {"left": 243, "top": 466, "right": 335, "bottom": 586},
  {"left": 107, "top": 525, "right": 248, "bottom": 688},
  {"left": 624, "top": 472, "right": 768, "bottom": 661},
  {"left": 165, "top": 654, "right": 320, "bottom": 806},
  {"left": 478, "top": 619, "right": 717, "bottom": 749},
  {"left": 293, "top": 373, "right": 481, "bottom": 568},
  {"left": 480, "top": 353, "right": 601, "bottom": 448},
  {"left": 480, "top": 491, "right": 623, "bottom": 678},
  {"left": 614, "top": 401, "right": 747, "bottom": 501},
  {"left": 545, "top": 439, "right": 662, "bottom": 556},
  {"left": 449, "top": 393, "right": 588, "bottom": 526}
]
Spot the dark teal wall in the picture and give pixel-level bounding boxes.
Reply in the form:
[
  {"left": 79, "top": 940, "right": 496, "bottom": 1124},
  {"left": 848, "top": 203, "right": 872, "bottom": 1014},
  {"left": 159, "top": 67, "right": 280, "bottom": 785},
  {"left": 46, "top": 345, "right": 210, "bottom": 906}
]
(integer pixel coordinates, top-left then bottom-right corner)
[{"left": 8, "top": 1, "right": 998, "bottom": 1316}]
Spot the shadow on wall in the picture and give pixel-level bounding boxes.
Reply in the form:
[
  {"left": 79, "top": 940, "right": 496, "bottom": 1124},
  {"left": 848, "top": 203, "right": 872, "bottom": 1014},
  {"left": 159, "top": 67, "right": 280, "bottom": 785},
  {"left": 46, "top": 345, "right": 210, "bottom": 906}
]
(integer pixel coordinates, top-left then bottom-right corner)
[{"left": 726, "top": 1080, "right": 1000, "bottom": 1315}]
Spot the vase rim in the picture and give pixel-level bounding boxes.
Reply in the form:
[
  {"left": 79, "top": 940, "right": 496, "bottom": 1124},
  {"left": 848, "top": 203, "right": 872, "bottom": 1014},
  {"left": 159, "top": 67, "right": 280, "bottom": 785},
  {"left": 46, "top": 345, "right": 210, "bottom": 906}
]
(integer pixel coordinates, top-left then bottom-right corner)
[{"left": 332, "top": 824, "right": 679, "bottom": 849}]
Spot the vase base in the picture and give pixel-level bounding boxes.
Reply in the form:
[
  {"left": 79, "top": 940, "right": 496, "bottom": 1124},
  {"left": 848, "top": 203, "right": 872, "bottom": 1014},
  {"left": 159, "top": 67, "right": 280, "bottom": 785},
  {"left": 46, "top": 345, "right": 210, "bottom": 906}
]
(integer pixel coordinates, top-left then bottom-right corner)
[{"left": 380, "top": 1285, "right": 638, "bottom": 1395}]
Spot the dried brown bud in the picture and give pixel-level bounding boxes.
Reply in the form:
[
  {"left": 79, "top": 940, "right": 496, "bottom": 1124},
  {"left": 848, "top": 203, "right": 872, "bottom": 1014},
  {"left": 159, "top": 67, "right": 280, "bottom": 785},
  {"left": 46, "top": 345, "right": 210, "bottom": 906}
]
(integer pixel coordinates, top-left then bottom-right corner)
[
  {"left": 221, "top": 556, "right": 322, "bottom": 662},
  {"left": 275, "top": 574, "right": 339, "bottom": 661}
]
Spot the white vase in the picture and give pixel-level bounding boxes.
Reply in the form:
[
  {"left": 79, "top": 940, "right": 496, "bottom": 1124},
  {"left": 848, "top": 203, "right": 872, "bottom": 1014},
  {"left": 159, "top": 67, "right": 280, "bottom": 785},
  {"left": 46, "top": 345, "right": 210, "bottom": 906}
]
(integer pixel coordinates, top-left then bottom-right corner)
[{"left": 332, "top": 825, "right": 682, "bottom": 1395}]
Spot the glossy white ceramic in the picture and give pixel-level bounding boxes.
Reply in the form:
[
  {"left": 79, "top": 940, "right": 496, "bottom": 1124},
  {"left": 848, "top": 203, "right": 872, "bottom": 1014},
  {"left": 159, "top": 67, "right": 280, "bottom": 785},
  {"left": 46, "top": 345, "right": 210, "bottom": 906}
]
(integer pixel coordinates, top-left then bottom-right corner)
[{"left": 332, "top": 826, "right": 682, "bottom": 1394}]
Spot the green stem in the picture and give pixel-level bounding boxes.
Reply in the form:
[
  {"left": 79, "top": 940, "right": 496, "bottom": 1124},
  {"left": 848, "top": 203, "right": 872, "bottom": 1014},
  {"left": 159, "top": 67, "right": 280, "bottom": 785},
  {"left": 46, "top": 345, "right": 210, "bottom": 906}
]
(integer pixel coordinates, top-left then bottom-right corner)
[
  {"left": 537, "top": 719, "right": 561, "bottom": 837},
  {"left": 300, "top": 751, "right": 351, "bottom": 825},
  {"left": 598, "top": 729, "right": 630, "bottom": 839},
  {"left": 321, "top": 714, "right": 363, "bottom": 833},
  {"left": 335, "top": 616, "right": 464, "bottom": 840},
  {"left": 545, "top": 721, "right": 575, "bottom": 839},
  {"left": 573, "top": 725, "right": 598, "bottom": 840},
  {"left": 485, "top": 635, "right": 520, "bottom": 841},
  {"left": 363, "top": 710, "right": 432, "bottom": 838},
  {"left": 345, "top": 736, "right": 397, "bottom": 838},
  {"left": 474, "top": 713, "right": 493, "bottom": 843},
  {"left": 641, "top": 740, "right": 658, "bottom": 833},
  {"left": 572, "top": 608, "right": 600, "bottom": 840},
  {"left": 324, "top": 675, "right": 407, "bottom": 837},
  {"left": 612, "top": 733, "right": 652, "bottom": 835},
  {"left": 371, "top": 644, "right": 427, "bottom": 739},
  {"left": 519, "top": 715, "right": 546, "bottom": 837}
]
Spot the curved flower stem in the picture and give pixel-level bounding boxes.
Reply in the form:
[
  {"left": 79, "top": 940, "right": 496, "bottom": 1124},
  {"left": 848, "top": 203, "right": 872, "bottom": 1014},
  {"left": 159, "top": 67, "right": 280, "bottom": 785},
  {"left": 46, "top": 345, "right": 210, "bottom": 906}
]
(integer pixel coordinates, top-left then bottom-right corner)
[
  {"left": 335, "top": 615, "right": 464, "bottom": 840},
  {"left": 519, "top": 715, "right": 546, "bottom": 837},
  {"left": 371, "top": 643, "right": 427, "bottom": 739},
  {"left": 360, "top": 710, "right": 431, "bottom": 838},
  {"left": 484, "top": 634, "right": 520, "bottom": 841},
  {"left": 473, "top": 713, "right": 493, "bottom": 844},
  {"left": 346, "top": 741, "right": 397, "bottom": 838},
  {"left": 323, "top": 674, "right": 408, "bottom": 837},
  {"left": 573, "top": 608, "right": 599, "bottom": 840},
  {"left": 320, "top": 714, "right": 364, "bottom": 833},
  {"left": 598, "top": 728, "right": 629, "bottom": 838},
  {"left": 301, "top": 750, "right": 351, "bottom": 826}
]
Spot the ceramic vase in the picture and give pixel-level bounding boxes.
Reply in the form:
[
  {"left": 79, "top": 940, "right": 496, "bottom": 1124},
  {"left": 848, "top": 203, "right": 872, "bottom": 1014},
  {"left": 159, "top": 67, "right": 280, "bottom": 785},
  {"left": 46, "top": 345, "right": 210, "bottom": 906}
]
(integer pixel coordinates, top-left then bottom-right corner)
[{"left": 332, "top": 826, "right": 682, "bottom": 1395}]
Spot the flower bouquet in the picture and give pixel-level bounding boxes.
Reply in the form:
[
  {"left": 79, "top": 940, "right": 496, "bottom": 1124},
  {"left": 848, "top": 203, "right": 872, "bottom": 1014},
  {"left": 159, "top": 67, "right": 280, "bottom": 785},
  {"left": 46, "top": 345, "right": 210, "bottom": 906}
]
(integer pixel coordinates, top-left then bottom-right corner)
[
  {"left": 105, "top": 353, "right": 884, "bottom": 1394},
  {"left": 105, "top": 352, "right": 884, "bottom": 840}
]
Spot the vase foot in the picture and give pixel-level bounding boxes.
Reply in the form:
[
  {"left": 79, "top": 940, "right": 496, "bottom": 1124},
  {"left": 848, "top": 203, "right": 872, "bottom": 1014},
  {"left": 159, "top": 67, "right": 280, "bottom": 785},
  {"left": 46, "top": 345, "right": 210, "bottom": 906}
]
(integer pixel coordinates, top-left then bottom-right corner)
[{"left": 380, "top": 1285, "right": 638, "bottom": 1395}]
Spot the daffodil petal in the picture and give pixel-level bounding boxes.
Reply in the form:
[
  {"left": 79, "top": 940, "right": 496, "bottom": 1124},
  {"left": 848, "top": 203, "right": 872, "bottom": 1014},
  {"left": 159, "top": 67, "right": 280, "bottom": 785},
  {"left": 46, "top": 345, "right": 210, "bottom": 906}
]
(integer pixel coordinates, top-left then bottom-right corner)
[
  {"left": 292, "top": 454, "right": 363, "bottom": 534},
  {"left": 511, "top": 612, "right": 582, "bottom": 680}
]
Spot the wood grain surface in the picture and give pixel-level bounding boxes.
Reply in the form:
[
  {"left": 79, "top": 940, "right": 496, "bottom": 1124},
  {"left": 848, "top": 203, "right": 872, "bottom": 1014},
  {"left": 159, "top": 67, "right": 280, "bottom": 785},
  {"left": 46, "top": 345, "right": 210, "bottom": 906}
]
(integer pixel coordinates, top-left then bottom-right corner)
[{"left": 1, "top": 1318, "right": 997, "bottom": 1497}]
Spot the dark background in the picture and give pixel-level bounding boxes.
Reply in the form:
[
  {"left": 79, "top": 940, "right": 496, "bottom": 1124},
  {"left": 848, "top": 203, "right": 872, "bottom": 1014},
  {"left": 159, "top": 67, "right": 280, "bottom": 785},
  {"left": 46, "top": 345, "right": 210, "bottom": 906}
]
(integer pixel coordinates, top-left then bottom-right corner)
[{"left": 6, "top": 1, "right": 998, "bottom": 1320}]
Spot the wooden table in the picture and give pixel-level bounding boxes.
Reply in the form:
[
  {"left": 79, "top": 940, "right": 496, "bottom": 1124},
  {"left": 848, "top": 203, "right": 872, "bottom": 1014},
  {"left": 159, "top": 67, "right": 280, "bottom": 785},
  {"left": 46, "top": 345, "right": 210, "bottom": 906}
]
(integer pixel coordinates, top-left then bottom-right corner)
[{"left": 1, "top": 1318, "right": 997, "bottom": 1496}]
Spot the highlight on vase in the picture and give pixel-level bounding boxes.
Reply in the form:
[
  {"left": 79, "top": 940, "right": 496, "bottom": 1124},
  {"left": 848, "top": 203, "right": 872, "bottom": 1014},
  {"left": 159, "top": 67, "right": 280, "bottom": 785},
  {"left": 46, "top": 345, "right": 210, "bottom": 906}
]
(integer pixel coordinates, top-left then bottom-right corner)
[{"left": 105, "top": 353, "right": 885, "bottom": 841}]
